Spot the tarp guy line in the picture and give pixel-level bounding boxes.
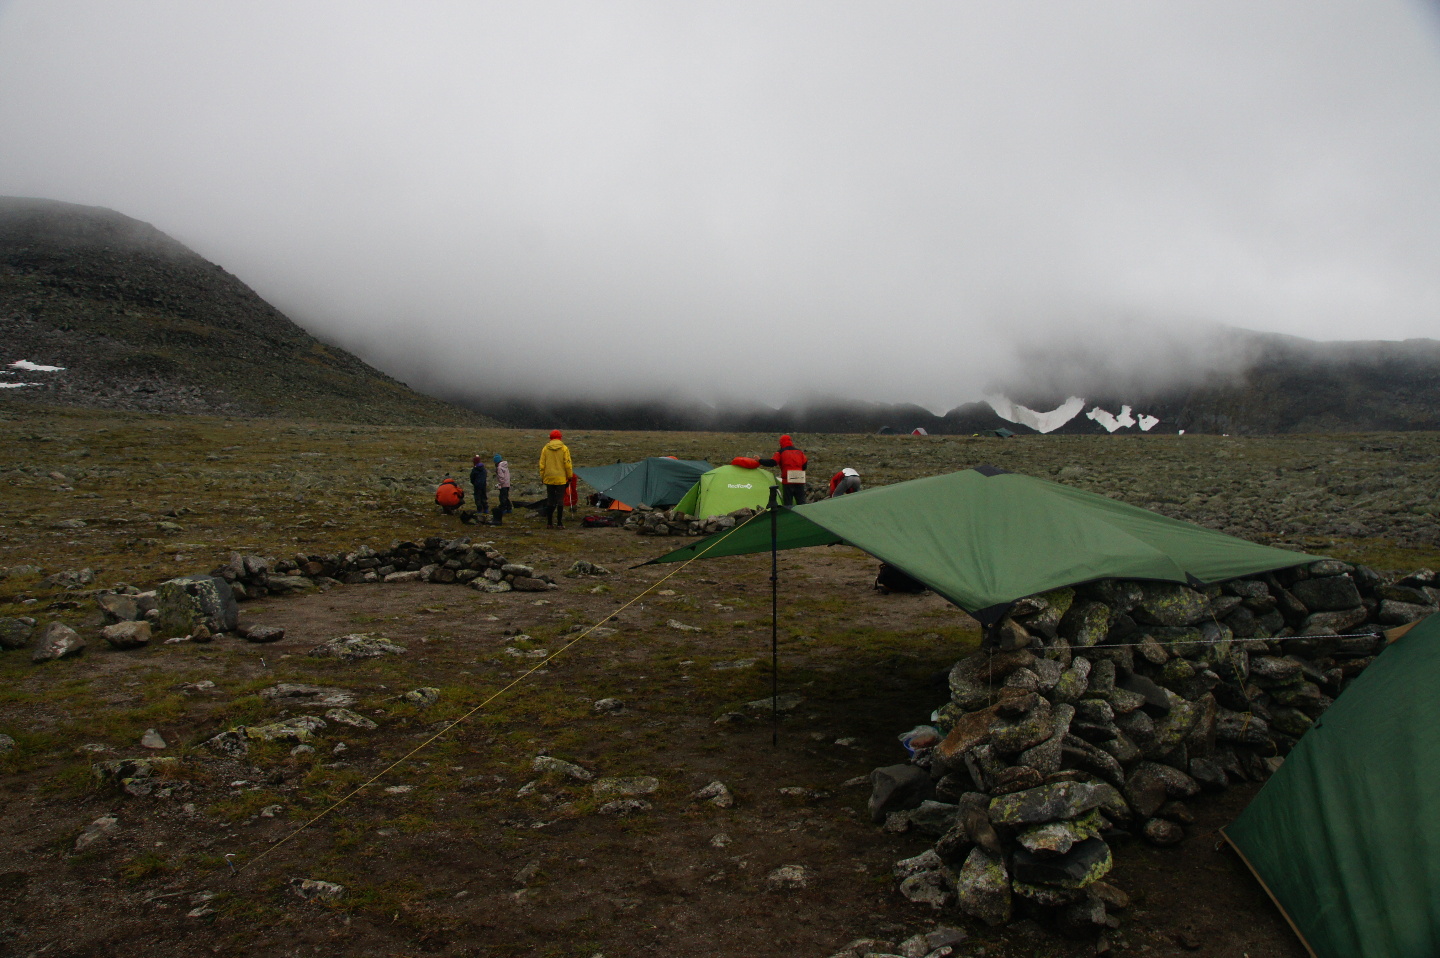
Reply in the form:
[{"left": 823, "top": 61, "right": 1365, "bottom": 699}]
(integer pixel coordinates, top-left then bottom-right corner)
[{"left": 237, "top": 510, "right": 772, "bottom": 876}]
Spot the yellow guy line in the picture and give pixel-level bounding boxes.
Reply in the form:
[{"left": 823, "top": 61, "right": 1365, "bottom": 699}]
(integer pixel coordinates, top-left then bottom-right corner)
[{"left": 238, "top": 511, "right": 765, "bottom": 874}]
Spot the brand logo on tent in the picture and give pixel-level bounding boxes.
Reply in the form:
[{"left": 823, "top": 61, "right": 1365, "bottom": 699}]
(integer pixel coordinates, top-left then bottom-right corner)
[{"left": 726, "top": 483, "right": 753, "bottom": 489}]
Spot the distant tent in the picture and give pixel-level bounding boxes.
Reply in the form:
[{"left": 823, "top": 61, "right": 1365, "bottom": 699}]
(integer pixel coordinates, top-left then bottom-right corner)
[
  {"left": 1222, "top": 614, "right": 1440, "bottom": 958},
  {"left": 993, "top": 427, "right": 1016, "bottom": 439},
  {"left": 877, "top": 426, "right": 897, "bottom": 435},
  {"left": 651, "top": 466, "right": 1319, "bottom": 623},
  {"left": 910, "top": 427, "right": 929, "bottom": 436},
  {"left": 672, "top": 464, "right": 779, "bottom": 521},
  {"left": 574, "top": 457, "right": 711, "bottom": 510}
]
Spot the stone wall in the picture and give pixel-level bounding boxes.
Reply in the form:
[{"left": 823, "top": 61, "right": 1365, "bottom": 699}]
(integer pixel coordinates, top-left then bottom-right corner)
[
  {"left": 872, "top": 562, "right": 1439, "bottom": 933},
  {"left": 209, "top": 536, "right": 558, "bottom": 598}
]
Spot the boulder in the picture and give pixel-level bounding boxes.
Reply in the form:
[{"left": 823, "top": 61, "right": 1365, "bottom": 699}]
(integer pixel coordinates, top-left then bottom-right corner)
[
  {"left": 96, "top": 592, "right": 140, "bottom": 623},
  {"left": 32, "top": 622, "right": 85, "bottom": 662},
  {"left": 869, "top": 764, "right": 934, "bottom": 823},
  {"left": 0, "top": 617, "right": 34, "bottom": 651},
  {"left": 156, "top": 575, "right": 238, "bottom": 637},
  {"left": 243, "top": 625, "right": 286, "bottom": 644},
  {"left": 100, "top": 621, "right": 151, "bottom": 650},
  {"left": 1123, "top": 761, "right": 1201, "bottom": 818}
]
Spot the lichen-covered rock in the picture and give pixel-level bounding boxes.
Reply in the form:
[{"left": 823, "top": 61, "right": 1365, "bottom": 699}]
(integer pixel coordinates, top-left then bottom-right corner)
[
  {"left": 32, "top": 622, "right": 85, "bottom": 662},
  {"left": 95, "top": 592, "right": 140, "bottom": 623},
  {"left": 261, "top": 684, "right": 355, "bottom": 708},
  {"left": 0, "top": 617, "right": 32, "bottom": 651},
  {"left": 1011, "top": 837, "right": 1112, "bottom": 888},
  {"left": 988, "top": 701, "right": 1055, "bottom": 755},
  {"left": 949, "top": 649, "right": 1036, "bottom": 710},
  {"left": 1142, "top": 818, "right": 1185, "bottom": 845},
  {"left": 402, "top": 687, "right": 440, "bottom": 708},
  {"left": 591, "top": 776, "right": 660, "bottom": 797},
  {"left": 987, "top": 780, "right": 1109, "bottom": 826},
  {"left": 1133, "top": 583, "right": 1210, "bottom": 627},
  {"left": 156, "top": 575, "right": 238, "bottom": 637},
  {"left": 1123, "top": 761, "right": 1201, "bottom": 818},
  {"left": 265, "top": 575, "right": 316, "bottom": 595},
  {"left": 246, "top": 715, "right": 327, "bottom": 743},
  {"left": 1059, "top": 601, "right": 1111, "bottom": 648},
  {"left": 899, "top": 867, "right": 955, "bottom": 910},
  {"left": 1016, "top": 808, "right": 1106, "bottom": 857},
  {"left": 1290, "top": 575, "right": 1362, "bottom": 613},
  {"left": 954, "top": 847, "right": 1011, "bottom": 926},
  {"left": 325, "top": 708, "right": 378, "bottom": 729},
  {"left": 1051, "top": 657, "right": 1092, "bottom": 704},
  {"left": 100, "top": 620, "right": 151, "bottom": 650},
  {"left": 533, "top": 755, "right": 593, "bottom": 781},
  {"left": 308, "top": 633, "right": 406, "bottom": 661},
  {"left": 1017, "top": 703, "right": 1075, "bottom": 776}
]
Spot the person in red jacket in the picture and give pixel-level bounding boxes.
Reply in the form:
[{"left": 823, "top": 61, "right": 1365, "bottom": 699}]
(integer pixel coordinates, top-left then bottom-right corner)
[
  {"left": 435, "top": 478, "right": 465, "bottom": 515},
  {"left": 760, "top": 434, "right": 808, "bottom": 506},
  {"left": 829, "top": 467, "right": 862, "bottom": 497}
]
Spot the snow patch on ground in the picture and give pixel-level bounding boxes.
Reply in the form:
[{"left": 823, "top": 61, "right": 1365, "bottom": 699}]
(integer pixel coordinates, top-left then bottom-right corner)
[
  {"left": 8, "top": 360, "right": 66, "bottom": 372},
  {"left": 1086, "top": 405, "right": 1139, "bottom": 433},
  {"left": 1137, "top": 414, "right": 1159, "bottom": 431},
  {"left": 985, "top": 395, "right": 1086, "bottom": 434},
  {"left": 0, "top": 382, "right": 42, "bottom": 389}
]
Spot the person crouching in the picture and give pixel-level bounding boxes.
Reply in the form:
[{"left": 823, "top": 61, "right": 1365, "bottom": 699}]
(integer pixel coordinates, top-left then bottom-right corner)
[{"left": 435, "top": 478, "right": 465, "bottom": 515}]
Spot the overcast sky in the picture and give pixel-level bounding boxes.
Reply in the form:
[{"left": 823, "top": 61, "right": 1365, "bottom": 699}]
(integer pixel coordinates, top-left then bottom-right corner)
[{"left": 2, "top": 2, "right": 1439, "bottom": 412}]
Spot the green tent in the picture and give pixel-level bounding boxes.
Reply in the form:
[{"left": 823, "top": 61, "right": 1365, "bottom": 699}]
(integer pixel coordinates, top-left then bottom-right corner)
[
  {"left": 651, "top": 466, "right": 1319, "bottom": 623},
  {"left": 1223, "top": 614, "right": 1440, "bottom": 958},
  {"left": 673, "top": 464, "right": 779, "bottom": 520},
  {"left": 574, "top": 457, "right": 711, "bottom": 509}
]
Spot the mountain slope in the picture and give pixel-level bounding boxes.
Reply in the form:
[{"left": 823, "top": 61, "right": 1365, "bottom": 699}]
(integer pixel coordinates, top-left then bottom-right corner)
[{"left": 0, "top": 196, "right": 492, "bottom": 425}]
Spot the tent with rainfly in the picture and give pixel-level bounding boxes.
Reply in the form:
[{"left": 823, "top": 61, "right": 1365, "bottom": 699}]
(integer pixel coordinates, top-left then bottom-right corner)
[
  {"left": 672, "top": 464, "right": 779, "bottom": 521},
  {"left": 650, "top": 465, "right": 1320, "bottom": 623},
  {"left": 573, "top": 457, "right": 711, "bottom": 510},
  {"left": 1222, "top": 613, "right": 1440, "bottom": 958}
]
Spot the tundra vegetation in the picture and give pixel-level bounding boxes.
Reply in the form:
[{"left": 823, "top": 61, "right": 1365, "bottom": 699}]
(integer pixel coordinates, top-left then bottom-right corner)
[{"left": 1, "top": 400, "right": 1438, "bottom": 958}]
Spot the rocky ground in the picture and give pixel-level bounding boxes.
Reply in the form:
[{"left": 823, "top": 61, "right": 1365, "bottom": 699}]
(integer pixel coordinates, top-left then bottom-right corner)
[{"left": 2, "top": 406, "right": 1439, "bottom": 958}]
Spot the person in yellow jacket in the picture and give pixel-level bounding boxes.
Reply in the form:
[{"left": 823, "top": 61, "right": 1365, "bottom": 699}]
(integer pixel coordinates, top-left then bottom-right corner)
[{"left": 538, "top": 429, "right": 574, "bottom": 528}]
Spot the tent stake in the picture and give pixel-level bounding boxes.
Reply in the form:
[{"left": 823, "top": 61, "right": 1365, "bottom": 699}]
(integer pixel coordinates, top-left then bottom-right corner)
[{"left": 769, "top": 485, "right": 779, "bottom": 748}]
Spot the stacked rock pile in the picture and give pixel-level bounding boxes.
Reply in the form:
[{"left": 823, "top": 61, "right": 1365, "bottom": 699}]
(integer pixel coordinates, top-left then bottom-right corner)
[
  {"left": 870, "top": 561, "right": 1438, "bottom": 934},
  {"left": 626, "top": 506, "right": 760, "bottom": 537},
  {"left": 0, "top": 537, "right": 577, "bottom": 662},
  {"left": 209, "top": 536, "right": 559, "bottom": 597}
]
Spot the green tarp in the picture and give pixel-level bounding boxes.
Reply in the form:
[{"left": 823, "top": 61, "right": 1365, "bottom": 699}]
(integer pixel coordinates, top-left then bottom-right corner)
[
  {"left": 651, "top": 466, "right": 1319, "bottom": 622},
  {"left": 673, "top": 464, "right": 778, "bottom": 520},
  {"left": 1223, "top": 614, "right": 1440, "bottom": 958},
  {"left": 574, "top": 457, "right": 711, "bottom": 509}
]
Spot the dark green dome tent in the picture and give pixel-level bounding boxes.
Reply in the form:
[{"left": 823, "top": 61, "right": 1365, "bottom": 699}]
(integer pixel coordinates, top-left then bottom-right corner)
[
  {"left": 1223, "top": 613, "right": 1440, "bottom": 958},
  {"left": 650, "top": 466, "right": 1319, "bottom": 623},
  {"left": 574, "top": 457, "right": 710, "bottom": 510}
]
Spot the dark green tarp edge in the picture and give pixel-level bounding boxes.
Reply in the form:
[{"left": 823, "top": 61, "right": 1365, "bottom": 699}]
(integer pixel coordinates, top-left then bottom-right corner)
[
  {"left": 646, "top": 468, "right": 1321, "bottom": 620},
  {"left": 1222, "top": 614, "right": 1440, "bottom": 958}
]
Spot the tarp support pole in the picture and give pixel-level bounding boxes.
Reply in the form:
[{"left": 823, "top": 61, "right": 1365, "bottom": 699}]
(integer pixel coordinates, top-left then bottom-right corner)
[{"left": 769, "top": 485, "right": 779, "bottom": 748}]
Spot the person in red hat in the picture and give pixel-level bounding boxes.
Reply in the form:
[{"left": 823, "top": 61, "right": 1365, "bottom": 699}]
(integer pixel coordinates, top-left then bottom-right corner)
[
  {"left": 538, "top": 430, "right": 574, "bottom": 528},
  {"left": 434, "top": 477, "right": 465, "bottom": 515},
  {"left": 760, "top": 434, "right": 808, "bottom": 505}
]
